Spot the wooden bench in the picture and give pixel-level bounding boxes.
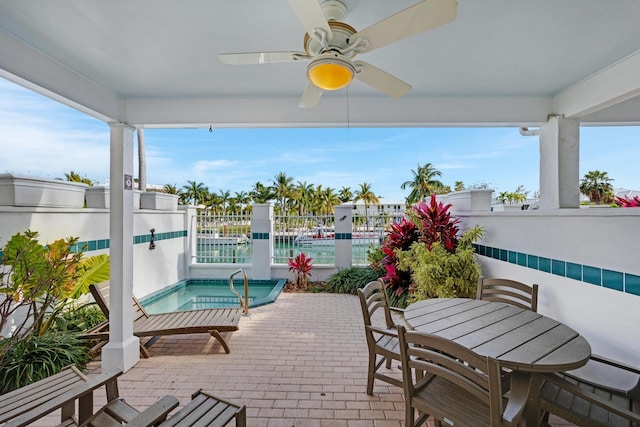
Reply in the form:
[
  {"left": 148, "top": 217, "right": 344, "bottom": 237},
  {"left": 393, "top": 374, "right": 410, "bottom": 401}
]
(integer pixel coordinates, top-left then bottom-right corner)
[
  {"left": 0, "top": 365, "right": 179, "bottom": 427},
  {"left": 156, "top": 389, "right": 246, "bottom": 427},
  {"left": 1, "top": 365, "right": 246, "bottom": 427}
]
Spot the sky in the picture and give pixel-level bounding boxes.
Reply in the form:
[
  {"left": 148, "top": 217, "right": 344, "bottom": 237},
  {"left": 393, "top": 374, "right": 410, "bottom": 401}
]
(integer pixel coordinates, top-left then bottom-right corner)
[{"left": 1, "top": 77, "right": 638, "bottom": 202}]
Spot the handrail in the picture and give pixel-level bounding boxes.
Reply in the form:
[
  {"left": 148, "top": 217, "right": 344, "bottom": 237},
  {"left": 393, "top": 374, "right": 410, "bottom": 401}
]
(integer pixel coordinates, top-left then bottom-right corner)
[{"left": 229, "top": 269, "right": 250, "bottom": 316}]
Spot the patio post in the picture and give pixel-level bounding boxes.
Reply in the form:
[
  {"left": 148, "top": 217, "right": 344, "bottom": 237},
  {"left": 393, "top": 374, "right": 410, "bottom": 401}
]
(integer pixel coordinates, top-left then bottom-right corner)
[
  {"left": 539, "top": 116, "right": 580, "bottom": 210},
  {"left": 102, "top": 123, "right": 140, "bottom": 372},
  {"left": 251, "top": 203, "right": 273, "bottom": 279},
  {"left": 334, "top": 204, "right": 353, "bottom": 269}
]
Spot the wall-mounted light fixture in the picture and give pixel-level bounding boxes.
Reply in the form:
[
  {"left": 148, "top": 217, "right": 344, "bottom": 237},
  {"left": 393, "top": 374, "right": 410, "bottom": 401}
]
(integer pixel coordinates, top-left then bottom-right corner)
[{"left": 149, "top": 228, "right": 156, "bottom": 250}]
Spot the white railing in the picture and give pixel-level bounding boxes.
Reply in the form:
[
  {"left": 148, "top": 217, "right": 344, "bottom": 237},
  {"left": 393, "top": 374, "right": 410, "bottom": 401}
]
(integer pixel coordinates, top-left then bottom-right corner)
[
  {"left": 194, "top": 207, "right": 391, "bottom": 266},
  {"left": 351, "top": 211, "right": 388, "bottom": 265},
  {"left": 273, "top": 212, "right": 335, "bottom": 264},
  {"left": 195, "top": 211, "right": 252, "bottom": 263}
]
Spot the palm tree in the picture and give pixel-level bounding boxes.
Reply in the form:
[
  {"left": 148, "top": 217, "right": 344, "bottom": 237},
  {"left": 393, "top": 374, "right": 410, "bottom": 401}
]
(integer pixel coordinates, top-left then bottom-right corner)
[
  {"left": 270, "top": 172, "right": 294, "bottom": 213},
  {"left": 401, "top": 163, "right": 444, "bottom": 205},
  {"left": 163, "top": 183, "right": 178, "bottom": 194},
  {"left": 317, "top": 187, "right": 340, "bottom": 216},
  {"left": 354, "top": 182, "right": 380, "bottom": 229},
  {"left": 234, "top": 191, "right": 250, "bottom": 213},
  {"left": 249, "top": 181, "right": 273, "bottom": 204},
  {"left": 182, "top": 180, "right": 207, "bottom": 206},
  {"left": 580, "top": 170, "right": 614, "bottom": 204},
  {"left": 202, "top": 191, "right": 222, "bottom": 213},
  {"left": 338, "top": 186, "right": 353, "bottom": 203},
  {"left": 218, "top": 189, "right": 231, "bottom": 212},
  {"left": 454, "top": 181, "right": 465, "bottom": 192},
  {"left": 292, "top": 181, "right": 314, "bottom": 216}
]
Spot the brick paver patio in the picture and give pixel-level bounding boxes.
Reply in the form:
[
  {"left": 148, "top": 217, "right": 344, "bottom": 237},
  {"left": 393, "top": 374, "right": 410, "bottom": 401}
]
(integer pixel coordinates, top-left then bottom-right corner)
[{"left": 35, "top": 292, "right": 574, "bottom": 426}]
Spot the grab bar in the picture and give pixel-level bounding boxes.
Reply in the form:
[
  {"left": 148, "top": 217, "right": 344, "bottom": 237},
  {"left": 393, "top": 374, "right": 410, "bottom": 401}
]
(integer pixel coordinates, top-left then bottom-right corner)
[{"left": 229, "top": 269, "right": 250, "bottom": 316}]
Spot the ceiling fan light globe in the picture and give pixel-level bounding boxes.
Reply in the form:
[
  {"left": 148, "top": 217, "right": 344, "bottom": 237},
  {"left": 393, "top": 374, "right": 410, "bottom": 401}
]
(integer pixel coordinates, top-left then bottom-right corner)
[{"left": 306, "top": 55, "right": 355, "bottom": 91}]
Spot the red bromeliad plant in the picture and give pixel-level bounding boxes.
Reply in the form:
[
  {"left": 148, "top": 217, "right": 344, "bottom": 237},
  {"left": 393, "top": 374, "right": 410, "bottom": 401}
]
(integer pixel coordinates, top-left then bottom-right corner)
[
  {"left": 615, "top": 195, "right": 640, "bottom": 207},
  {"left": 288, "top": 253, "right": 314, "bottom": 288},
  {"left": 412, "top": 195, "right": 460, "bottom": 253},
  {"left": 379, "top": 218, "right": 419, "bottom": 298}
]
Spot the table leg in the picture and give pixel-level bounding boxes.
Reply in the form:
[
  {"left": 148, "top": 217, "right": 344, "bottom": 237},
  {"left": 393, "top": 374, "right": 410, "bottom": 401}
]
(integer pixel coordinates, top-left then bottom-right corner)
[{"left": 524, "top": 375, "right": 544, "bottom": 427}]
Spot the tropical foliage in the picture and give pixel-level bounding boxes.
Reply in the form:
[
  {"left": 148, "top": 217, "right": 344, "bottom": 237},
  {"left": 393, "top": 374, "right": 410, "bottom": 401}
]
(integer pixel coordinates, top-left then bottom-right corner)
[
  {"left": 288, "top": 253, "right": 314, "bottom": 289},
  {"left": 0, "top": 230, "right": 109, "bottom": 393},
  {"left": 496, "top": 185, "right": 529, "bottom": 204},
  {"left": 0, "top": 331, "right": 92, "bottom": 394},
  {"left": 64, "top": 170, "right": 93, "bottom": 186},
  {"left": 373, "top": 195, "right": 483, "bottom": 306},
  {"left": 0, "top": 231, "right": 108, "bottom": 338},
  {"left": 615, "top": 195, "right": 640, "bottom": 207},
  {"left": 579, "top": 170, "right": 614, "bottom": 204},
  {"left": 324, "top": 267, "right": 381, "bottom": 295}
]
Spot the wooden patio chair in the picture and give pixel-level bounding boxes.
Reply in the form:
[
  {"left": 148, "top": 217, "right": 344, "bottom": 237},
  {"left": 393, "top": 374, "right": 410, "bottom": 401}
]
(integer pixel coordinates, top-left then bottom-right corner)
[
  {"left": 86, "top": 282, "right": 242, "bottom": 357},
  {"left": 477, "top": 276, "right": 539, "bottom": 312},
  {"left": 396, "top": 325, "right": 531, "bottom": 427},
  {"left": 0, "top": 365, "right": 179, "bottom": 427},
  {"left": 356, "top": 279, "right": 404, "bottom": 395},
  {"left": 532, "top": 355, "right": 640, "bottom": 427}
]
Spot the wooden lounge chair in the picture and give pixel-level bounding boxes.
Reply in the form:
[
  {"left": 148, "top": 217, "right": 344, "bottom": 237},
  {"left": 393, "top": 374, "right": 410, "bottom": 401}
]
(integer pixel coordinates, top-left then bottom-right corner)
[
  {"left": 396, "top": 325, "right": 531, "bottom": 427},
  {"left": 0, "top": 365, "right": 179, "bottom": 427},
  {"left": 532, "top": 355, "right": 640, "bottom": 427},
  {"left": 87, "top": 282, "right": 242, "bottom": 357},
  {"left": 357, "top": 279, "right": 404, "bottom": 395},
  {"left": 477, "top": 276, "right": 539, "bottom": 312}
]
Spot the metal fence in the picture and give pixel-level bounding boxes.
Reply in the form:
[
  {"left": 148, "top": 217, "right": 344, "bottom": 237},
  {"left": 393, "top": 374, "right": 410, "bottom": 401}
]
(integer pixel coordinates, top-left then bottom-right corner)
[
  {"left": 273, "top": 213, "right": 335, "bottom": 264},
  {"left": 194, "top": 208, "right": 392, "bottom": 265},
  {"left": 195, "top": 211, "right": 252, "bottom": 263},
  {"left": 351, "top": 212, "right": 388, "bottom": 265}
]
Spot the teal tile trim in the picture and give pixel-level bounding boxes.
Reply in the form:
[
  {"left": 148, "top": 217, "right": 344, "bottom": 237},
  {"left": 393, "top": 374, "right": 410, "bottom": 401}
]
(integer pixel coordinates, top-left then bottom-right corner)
[
  {"left": 133, "top": 229, "right": 187, "bottom": 246},
  {"left": 625, "top": 274, "right": 640, "bottom": 296},
  {"left": 335, "top": 233, "right": 352, "bottom": 240},
  {"left": 473, "top": 244, "right": 634, "bottom": 297},
  {"left": 68, "top": 229, "right": 188, "bottom": 253},
  {"left": 252, "top": 232, "right": 269, "bottom": 239}
]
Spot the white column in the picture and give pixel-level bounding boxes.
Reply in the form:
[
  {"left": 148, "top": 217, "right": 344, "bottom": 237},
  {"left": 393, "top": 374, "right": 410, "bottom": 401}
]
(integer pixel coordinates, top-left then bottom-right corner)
[
  {"left": 334, "top": 205, "right": 353, "bottom": 269},
  {"left": 539, "top": 116, "right": 580, "bottom": 210},
  {"left": 251, "top": 204, "right": 273, "bottom": 279},
  {"left": 102, "top": 123, "right": 140, "bottom": 372}
]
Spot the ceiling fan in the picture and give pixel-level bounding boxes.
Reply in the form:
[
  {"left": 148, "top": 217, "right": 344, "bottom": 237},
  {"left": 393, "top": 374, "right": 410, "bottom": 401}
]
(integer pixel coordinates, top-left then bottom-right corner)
[{"left": 218, "top": 0, "right": 458, "bottom": 108}]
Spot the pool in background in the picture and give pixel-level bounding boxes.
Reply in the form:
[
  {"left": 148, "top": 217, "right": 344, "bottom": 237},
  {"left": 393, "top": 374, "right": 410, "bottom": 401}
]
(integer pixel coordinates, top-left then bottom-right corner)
[{"left": 139, "top": 278, "right": 287, "bottom": 314}]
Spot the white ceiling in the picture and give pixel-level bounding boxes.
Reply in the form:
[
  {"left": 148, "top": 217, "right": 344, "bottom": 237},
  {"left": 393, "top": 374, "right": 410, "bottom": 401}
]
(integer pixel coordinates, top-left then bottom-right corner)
[{"left": 1, "top": 0, "right": 640, "bottom": 128}]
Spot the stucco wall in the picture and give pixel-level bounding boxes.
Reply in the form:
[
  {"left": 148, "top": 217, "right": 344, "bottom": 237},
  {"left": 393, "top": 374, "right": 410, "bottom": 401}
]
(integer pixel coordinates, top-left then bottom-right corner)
[
  {"left": 0, "top": 206, "right": 189, "bottom": 299},
  {"left": 459, "top": 209, "right": 640, "bottom": 368}
]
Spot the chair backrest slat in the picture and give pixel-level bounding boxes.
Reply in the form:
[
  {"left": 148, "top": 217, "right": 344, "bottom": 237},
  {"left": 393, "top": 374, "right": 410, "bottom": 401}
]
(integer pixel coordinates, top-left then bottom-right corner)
[
  {"left": 477, "top": 276, "right": 538, "bottom": 312},
  {"left": 90, "top": 282, "right": 150, "bottom": 321},
  {"left": 398, "top": 325, "right": 508, "bottom": 426},
  {"left": 358, "top": 280, "right": 395, "bottom": 329}
]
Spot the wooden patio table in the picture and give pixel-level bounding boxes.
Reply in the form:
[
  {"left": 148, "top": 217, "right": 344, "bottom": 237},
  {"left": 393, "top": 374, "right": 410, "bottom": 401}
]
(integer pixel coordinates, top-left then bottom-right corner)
[{"left": 404, "top": 297, "right": 592, "bottom": 425}]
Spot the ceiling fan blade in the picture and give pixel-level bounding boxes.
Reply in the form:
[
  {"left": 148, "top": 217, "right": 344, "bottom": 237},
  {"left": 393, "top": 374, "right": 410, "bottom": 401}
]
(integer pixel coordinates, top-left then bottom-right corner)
[
  {"left": 352, "top": 0, "right": 457, "bottom": 54},
  {"left": 288, "top": 0, "right": 333, "bottom": 41},
  {"left": 218, "top": 51, "right": 310, "bottom": 65},
  {"left": 298, "top": 82, "right": 323, "bottom": 108},
  {"left": 354, "top": 61, "right": 412, "bottom": 98}
]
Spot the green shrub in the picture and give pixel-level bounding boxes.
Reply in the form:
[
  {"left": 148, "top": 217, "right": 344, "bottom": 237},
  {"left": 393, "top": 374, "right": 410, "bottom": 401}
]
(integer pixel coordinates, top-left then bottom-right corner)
[
  {"left": 57, "top": 304, "right": 106, "bottom": 333},
  {"left": 0, "top": 331, "right": 92, "bottom": 394},
  {"left": 325, "top": 267, "right": 382, "bottom": 295},
  {"left": 396, "top": 230, "right": 482, "bottom": 302}
]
